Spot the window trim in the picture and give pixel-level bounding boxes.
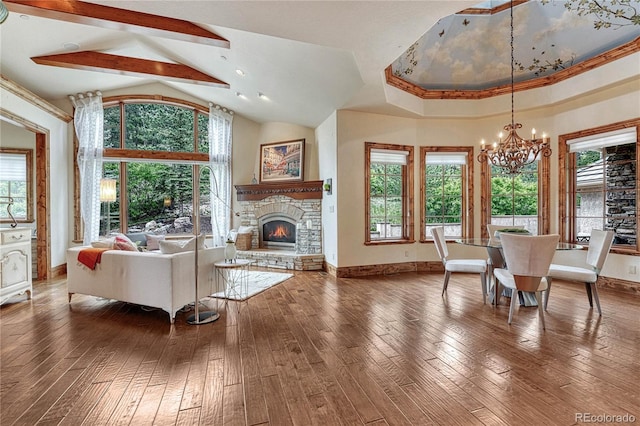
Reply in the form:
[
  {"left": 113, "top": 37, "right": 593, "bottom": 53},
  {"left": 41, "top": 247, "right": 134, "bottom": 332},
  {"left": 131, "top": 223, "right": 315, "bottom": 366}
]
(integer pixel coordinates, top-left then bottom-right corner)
[
  {"left": 558, "top": 118, "right": 640, "bottom": 255},
  {"left": 420, "top": 146, "right": 474, "bottom": 242},
  {"left": 0, "top": 148, "right": 34, "bottom": 224},
  {"left": 365, "top": 141, "right": 414, "bottom": 245},
  {"left": 480, "top": 153, "right": 550, "bottom": 238}
]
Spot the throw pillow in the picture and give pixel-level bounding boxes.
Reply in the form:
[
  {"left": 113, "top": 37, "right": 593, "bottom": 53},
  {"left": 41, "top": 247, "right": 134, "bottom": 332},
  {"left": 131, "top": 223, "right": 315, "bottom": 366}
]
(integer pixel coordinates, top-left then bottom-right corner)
[
  {"left": 113, "top": 233, "right": 138, "bottom": 251},
  {"left": 91, "top": 237, "right": 115, "bottom": 249},
  {"left": 145, "top": 234, "right": 165, "bottom": 251}
]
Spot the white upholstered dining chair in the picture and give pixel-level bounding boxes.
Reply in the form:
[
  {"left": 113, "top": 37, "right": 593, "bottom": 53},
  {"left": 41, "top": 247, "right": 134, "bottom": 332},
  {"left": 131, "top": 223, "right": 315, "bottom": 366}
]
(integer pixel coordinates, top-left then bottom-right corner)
[
  {"left": 493, "top": 233, "right": 559, "bottom": 329},
  {"left": 431, "top": 226, "right": 488, "bottom": 304},
  {"left": 545, "top": 229, "right": 614, "bottom": 316}
]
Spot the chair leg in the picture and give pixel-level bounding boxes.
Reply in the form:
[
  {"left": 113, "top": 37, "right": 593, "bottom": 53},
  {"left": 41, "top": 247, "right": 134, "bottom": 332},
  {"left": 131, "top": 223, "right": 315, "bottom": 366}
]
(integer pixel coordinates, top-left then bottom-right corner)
[
  {"left": 544, "top": 278, "right": 552, "bottom": 311},
  {"left": 535, "top": 291, "right": 546, "bottom": 330},
  {"left": 508, "top": 290, "right": 518, "bottom": 324},
  {"left": 590, "top": 282, "right": 602, "bottom": 316},
  {"left": 442, "top": 271, "right": 451, "bottom": 297},
  {"left": 495, "top": 281, "right": 502, "bottom": 306},
  {"left": 480, "top": 272, "right": 487, "bottom": 304},
  {"left": 585, "top": 282, "right": 594, "bottom": 307}
]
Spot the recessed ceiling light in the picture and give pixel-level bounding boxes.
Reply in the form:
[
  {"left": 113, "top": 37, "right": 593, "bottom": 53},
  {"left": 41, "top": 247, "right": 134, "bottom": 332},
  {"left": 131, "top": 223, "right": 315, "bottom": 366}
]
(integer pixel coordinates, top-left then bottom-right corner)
[
  {"left": 235, "top": 69, "right": 245, "bottom": 76},
  {"left": 258, "top": 92, "right": 268, "bottom": 100},
  {"left": 235, "top": 92, "right": 244, "bottom": 98},
  {"left": 20, "top": 14, "right": 29, "bottom": 20},
  {"left": 63, "top": 42, "right": 80, "bottom": 51},
  {"left": 220, "top": 55, "right": 227, "bottom": 61}
]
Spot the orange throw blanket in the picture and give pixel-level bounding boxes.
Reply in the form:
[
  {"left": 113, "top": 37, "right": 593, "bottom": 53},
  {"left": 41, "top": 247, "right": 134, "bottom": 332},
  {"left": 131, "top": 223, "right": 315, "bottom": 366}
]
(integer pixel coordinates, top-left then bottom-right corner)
[{"left": 77, "top": 248, "right": 110, "bottom": 270}]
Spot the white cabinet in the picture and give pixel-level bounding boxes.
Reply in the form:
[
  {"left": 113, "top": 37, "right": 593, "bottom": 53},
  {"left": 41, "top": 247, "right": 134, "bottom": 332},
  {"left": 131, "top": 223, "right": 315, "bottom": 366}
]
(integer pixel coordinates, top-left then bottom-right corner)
[{"left": 0, "top": 228, "right": 32, "bottom": 304}]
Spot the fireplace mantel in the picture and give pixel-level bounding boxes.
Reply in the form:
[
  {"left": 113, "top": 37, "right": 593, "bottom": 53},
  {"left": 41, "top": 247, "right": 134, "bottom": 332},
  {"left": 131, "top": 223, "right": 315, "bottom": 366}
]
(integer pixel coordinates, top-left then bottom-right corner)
[{"left": 235, "top": 180, "right": 323, "bottom": 201}]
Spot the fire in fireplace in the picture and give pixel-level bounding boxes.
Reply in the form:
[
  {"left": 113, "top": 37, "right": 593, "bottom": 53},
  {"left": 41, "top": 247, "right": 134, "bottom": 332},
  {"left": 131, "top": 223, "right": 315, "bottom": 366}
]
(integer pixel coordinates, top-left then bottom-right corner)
[{"left": 262, "top": 219, "right": 296, "bottom": 248}]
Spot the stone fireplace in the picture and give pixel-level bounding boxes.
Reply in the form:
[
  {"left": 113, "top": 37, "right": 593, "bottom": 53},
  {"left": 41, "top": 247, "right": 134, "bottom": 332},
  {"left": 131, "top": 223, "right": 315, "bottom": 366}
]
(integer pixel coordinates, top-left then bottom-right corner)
[{"left": 234, "top": 180, "right": 325, "bottom": 270}]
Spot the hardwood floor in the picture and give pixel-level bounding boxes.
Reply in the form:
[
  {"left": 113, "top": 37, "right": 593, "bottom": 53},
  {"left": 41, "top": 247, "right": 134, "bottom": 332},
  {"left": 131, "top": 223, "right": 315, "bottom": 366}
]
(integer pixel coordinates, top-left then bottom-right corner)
[{"left": 1, "top": 270, "right": 639, "bottom": 425}]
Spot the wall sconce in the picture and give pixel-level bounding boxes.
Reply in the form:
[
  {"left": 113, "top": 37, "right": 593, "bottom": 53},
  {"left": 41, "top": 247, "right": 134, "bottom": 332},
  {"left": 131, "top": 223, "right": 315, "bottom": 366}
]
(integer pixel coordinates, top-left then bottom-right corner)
[{"left": 323, "top": 178, "right": 332, "bottom": 195}]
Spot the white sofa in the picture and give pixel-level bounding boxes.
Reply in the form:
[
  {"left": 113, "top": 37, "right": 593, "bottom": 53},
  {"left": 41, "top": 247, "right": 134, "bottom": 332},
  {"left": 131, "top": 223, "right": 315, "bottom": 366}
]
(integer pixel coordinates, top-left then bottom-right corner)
[{"left": 66, "top": 245, "right": 225, "bottom": 323}]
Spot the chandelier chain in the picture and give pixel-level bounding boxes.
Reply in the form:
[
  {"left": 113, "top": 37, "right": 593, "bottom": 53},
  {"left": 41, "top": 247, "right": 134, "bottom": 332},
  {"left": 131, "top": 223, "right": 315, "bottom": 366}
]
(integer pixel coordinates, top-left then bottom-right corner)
[
  {"left": 476, "top": 0, "right": 552, "bottom": 175},
  {"left": 510, "top": 0, "right": 515, "bottom": 130}
]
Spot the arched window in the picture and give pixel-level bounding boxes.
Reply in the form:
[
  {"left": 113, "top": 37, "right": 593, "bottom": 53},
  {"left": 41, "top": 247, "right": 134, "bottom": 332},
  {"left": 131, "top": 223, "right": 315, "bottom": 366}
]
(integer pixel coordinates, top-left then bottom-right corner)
[{"left": 74, "top": 96, "right": 223, "bottom": 241}]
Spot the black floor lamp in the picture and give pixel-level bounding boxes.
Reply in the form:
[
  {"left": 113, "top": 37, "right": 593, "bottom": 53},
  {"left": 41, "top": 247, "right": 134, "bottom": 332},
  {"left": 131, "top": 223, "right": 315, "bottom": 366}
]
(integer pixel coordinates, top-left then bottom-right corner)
[{"left": 187, "top": 164, "right": 238, "bottom": 325}]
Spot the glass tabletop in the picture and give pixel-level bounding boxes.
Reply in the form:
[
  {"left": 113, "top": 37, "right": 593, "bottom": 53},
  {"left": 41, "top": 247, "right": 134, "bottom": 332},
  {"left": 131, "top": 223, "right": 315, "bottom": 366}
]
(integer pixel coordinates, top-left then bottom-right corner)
[{"left": 455, "top": 238, "right": 583, "bottom": 250}]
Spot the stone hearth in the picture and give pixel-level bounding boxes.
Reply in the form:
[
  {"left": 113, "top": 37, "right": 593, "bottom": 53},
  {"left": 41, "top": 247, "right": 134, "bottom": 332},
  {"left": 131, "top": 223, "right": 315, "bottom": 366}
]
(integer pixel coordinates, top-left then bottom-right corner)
[{"left": 236, "top": 249, "right": 325, "bottom": 270}]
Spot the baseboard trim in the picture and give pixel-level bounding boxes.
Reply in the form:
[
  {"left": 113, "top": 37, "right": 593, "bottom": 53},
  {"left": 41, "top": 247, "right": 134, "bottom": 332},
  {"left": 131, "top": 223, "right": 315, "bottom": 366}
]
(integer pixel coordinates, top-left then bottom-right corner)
[
  {"left": 598, "top": 276, "right": 639, "bottom": 294},
  {"left": 327, "top": 261, "right": 444, "bottom": 278},
  {"left": 326, "top": 262, "right": 638, "bottom": 295},
  {"left": 50, "top": 264, "right": 67, "bottom": 279}
]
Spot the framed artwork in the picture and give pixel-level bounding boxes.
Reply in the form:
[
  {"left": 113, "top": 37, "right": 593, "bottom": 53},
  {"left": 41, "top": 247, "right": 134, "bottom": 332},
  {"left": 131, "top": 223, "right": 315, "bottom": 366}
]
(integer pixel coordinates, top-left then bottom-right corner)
[{"left": 259, "top": 138, "right": 305, "bottom": 183}]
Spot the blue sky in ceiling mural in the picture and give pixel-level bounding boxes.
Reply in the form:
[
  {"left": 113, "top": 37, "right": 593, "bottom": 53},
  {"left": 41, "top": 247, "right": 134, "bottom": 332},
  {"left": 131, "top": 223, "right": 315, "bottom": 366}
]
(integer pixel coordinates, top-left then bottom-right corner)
[{"left": 390, "top": 0, "right": 640, "bottom": 90}]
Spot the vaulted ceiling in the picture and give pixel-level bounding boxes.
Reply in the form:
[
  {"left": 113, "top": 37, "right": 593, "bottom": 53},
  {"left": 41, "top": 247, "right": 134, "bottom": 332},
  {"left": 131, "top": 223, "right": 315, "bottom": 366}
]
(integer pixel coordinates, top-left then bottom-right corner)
[{"left": 1, "top": 1, "right": 638, "bottom": 127}]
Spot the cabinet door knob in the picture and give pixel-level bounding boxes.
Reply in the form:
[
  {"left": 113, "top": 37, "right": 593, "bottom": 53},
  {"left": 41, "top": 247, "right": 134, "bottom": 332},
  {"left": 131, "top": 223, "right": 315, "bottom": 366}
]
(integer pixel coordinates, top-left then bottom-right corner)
[{"left": 11, "top": 235, "right": 23, "bottom": 240}]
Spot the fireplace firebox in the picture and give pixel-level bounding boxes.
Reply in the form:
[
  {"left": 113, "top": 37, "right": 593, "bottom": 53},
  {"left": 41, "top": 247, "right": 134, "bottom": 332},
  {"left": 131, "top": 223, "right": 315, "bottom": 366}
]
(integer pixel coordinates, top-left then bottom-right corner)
[{"left": 260, "top": 218, "right": 296, "bottom": 249}]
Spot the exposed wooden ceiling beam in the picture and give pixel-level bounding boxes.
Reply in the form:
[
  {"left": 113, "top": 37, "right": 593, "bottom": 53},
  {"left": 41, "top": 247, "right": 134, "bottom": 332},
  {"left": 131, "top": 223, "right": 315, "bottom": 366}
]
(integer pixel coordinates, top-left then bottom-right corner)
[
  {"left": 31, "top": 52, "right": 229, "bottom": 88},
  {"left": 5, "top": 0, "right": 229, "bottom": 48}
]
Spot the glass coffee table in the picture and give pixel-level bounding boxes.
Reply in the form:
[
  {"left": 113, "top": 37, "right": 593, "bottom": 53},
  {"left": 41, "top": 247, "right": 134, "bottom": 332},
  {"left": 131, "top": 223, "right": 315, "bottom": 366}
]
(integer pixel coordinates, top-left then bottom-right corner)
[{"left": 214, "top": 259, "right": 253, "bottom": 310}]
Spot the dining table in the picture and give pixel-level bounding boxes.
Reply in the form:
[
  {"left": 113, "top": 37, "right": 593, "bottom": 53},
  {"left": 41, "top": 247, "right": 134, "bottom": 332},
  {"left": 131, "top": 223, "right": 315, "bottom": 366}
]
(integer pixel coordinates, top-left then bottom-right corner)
[{"left": 455, "top": 237, "right": 583, "bottom": 306}]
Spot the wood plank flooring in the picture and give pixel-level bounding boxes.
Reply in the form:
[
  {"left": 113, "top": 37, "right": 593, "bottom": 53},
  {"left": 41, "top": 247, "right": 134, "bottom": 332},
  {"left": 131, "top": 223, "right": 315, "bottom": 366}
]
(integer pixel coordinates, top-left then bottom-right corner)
[{"left": 1, "top": 270, "right": 639, "bottom": 425}]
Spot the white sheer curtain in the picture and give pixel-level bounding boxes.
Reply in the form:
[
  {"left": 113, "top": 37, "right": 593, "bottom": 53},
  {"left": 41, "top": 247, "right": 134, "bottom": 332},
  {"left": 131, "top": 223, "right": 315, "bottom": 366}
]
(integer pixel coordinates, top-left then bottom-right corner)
[
  {"left": 208, "top": 103, "right": 234, "bottom": 247},
  {"left": 71, "top": 92, "right": 104, "bottom": 245}
]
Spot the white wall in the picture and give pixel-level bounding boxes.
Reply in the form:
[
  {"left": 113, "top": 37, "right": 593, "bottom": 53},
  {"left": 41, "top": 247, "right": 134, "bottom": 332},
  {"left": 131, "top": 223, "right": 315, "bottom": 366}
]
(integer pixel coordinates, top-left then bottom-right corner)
[
  {"left": 334, "top": 76, "right": 640, "bottom": 282},
  {"left": 1, "top": 87, "right": 70, "bottom": 269},
  {"left": 337, "top": 111, "right": 421, "bottom": 267},
  {"left": 0, "top": 122, "right": 36, "bottom": 234},
  {"left": 316, "top": 112, "right": 337, "bottom": 267}
]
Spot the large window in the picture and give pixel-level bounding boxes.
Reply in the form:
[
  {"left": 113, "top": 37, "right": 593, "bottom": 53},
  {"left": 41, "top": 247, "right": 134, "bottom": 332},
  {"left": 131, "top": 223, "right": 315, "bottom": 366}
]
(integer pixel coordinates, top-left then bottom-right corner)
[
  {"left": 0, "top": 149, "right": 33, "bottom": 224},
  {"left": 480, "top": 154, "right": 550, "bottom": 237},
  {"left": 421, "top": 147, "right": 474, "bottom": 240},
  {"left": 76, "top": 96, "right": 214, "bottom": 240},
  {"left": 365, "top": 142, "right": 414, "bottom": 244},
  {"left": 560, "top": 121, "right": 639, "bottom": 253}
]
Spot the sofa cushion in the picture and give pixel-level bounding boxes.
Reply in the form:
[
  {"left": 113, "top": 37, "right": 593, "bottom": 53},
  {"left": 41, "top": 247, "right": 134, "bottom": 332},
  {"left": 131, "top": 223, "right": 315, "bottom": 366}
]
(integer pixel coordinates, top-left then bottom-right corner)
[
  {"left": 146, "top": 234, "right": 165, "bottom": 251},
  {"left": 159, "top": 235, "right": 205, "bottom": 254}
]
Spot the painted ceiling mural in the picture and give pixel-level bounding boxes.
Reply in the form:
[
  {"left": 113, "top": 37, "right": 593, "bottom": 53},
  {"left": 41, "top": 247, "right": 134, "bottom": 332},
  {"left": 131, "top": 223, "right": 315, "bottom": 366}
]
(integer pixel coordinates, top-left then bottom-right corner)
[{"left": 390, "top": 0, "right": 640, "bottom": 91}]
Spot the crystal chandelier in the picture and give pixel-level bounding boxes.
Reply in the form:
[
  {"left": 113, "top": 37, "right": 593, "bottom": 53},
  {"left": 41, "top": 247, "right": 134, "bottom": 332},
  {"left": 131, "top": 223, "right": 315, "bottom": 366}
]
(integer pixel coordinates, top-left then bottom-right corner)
[{"left": 477, "top": 0, "right": 551, "bottom": 175}]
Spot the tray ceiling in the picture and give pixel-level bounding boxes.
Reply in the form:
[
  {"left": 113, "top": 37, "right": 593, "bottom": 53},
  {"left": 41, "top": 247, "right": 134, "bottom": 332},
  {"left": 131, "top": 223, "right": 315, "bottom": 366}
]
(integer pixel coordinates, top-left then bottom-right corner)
[{"left": 389, "top": 0, "right": 640, "bottom": 94}]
